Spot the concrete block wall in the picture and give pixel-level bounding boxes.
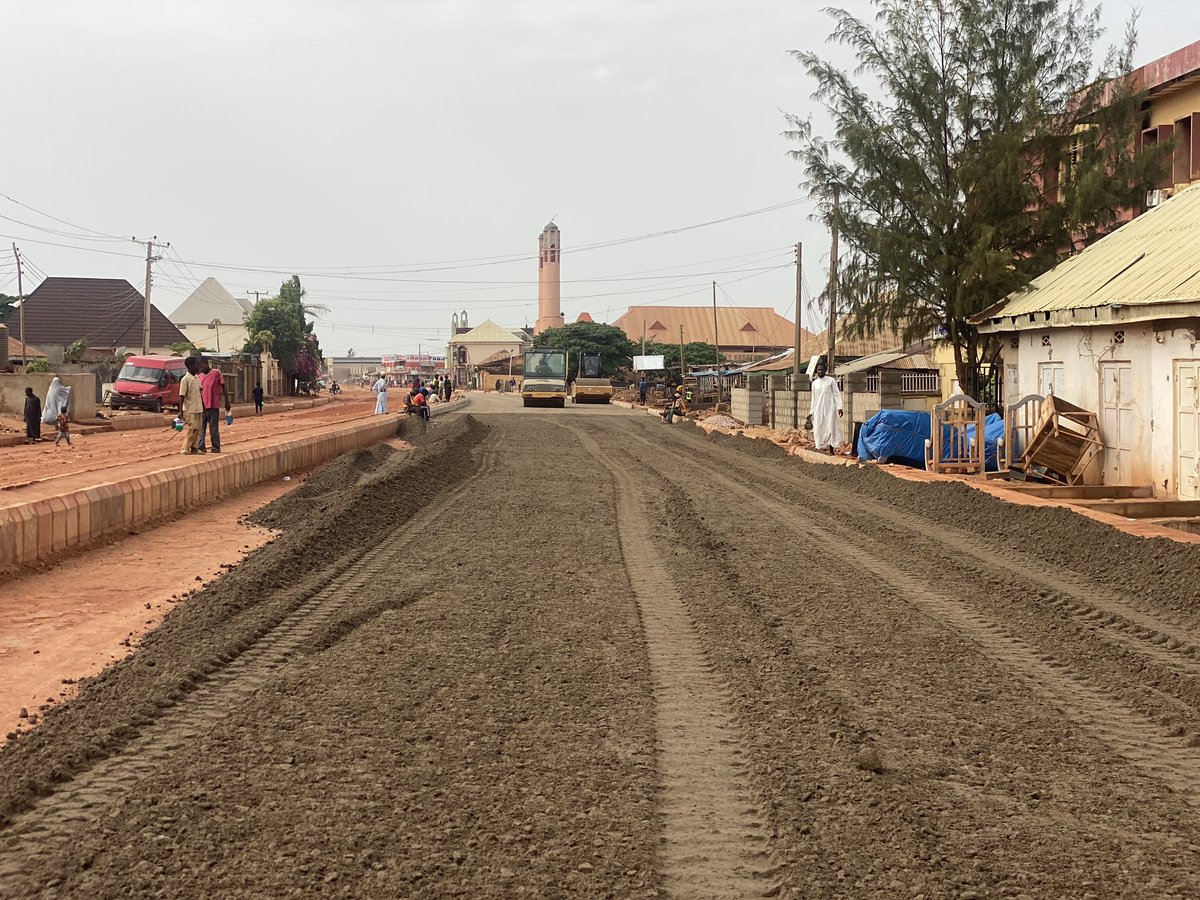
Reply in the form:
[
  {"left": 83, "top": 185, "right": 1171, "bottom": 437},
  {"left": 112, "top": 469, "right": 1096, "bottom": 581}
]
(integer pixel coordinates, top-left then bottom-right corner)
[
  {"left": 0, "top": 372, "right": 97, "bottom": 421},
  {"left": 0, "top": 414, "right": 401, "bottom": 572},
  {"left": 731, "top": 388, "right": 764, "bottom": 425},
  {"left": 774, "top": 391, "right": 797, "bottom": 429}
]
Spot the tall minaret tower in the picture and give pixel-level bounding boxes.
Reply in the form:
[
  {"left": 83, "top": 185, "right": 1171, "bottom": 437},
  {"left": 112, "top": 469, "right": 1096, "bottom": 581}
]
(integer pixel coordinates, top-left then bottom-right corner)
[{"left": 535, "top": 222, "right": 563, "bottom": 335}]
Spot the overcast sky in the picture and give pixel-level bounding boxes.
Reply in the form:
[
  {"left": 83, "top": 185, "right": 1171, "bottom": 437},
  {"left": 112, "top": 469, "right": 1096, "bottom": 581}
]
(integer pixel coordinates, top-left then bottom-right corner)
[{"left": 2, "top": 0, "right": 1196, "bottom": 356}]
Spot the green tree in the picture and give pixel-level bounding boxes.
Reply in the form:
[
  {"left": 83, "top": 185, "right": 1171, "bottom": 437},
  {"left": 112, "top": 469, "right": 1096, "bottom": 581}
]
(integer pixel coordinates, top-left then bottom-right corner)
[
  {"left": 0, "top": 293, "right": 16, "bottom": 324},
  {"left": 644, "top": 341, "right": 723, "bottom": 375},
  {"left": 170, "top": 341, "right": 199, "bottom": 356},
  {"left": 531, "top": 321, "right": 636, "bottom": 377},
  {"left": 787, "top": 1, "right": 1167, "bottom": 399},
  {"left": 243, "top": 276, "right": 324, "bottom": 393},
  {"left": 63, "top": 338, "right": 89, "bottom": 363}
]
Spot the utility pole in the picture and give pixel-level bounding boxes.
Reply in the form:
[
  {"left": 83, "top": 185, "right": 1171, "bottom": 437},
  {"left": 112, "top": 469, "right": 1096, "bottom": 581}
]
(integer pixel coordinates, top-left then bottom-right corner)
[
  {"left": 712, "top": 280, "right": 721, "bottom": 408},
  {"left": 827, "top": 187, "right": 840, "bottom": 371},
  {"left": 246, "top": 289, "right": 271, "bottom": 303},
  {"left": 794, "top": 242, "right": 803, "bottom": 411},
  {"left": 679, "top": 324, "right": 685, "bottom": 386},
  {"left": 12, "top": 243, "right": 26, "bottom": 367},
  {"left": 135, "top": 237, "right": 169, "bottom": 355},
  {"left": 641, "top": 319, "right": 646, "bottom": 356}
]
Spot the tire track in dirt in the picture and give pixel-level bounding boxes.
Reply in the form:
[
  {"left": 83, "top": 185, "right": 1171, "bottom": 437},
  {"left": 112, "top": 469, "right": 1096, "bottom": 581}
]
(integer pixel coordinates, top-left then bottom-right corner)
[
  {"left": 616, "top": 423, "right": 1200, "bottom": 808},
  {"left": 564, "top": 423, "right": 776, "bottom": 899},
  {"left": 669, "top": 426, "right": 1200, "bottom": 666},
  {"left": 646, "top": 426, "right": 1200, "bottom": 726},
  {"left": 0, "top": 438, "right": 498, "bottom": 889}
]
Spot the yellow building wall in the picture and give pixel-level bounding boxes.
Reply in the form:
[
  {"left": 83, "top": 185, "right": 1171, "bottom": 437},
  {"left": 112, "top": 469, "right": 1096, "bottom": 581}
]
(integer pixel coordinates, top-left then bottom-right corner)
[{"left": 1148, "top": 82, "right": 1200, "bottom": 128}]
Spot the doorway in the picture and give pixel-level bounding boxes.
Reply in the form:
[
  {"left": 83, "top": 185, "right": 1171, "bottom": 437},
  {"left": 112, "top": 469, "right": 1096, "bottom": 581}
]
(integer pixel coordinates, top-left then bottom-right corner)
[
  {"left": 1177, "top": 361, "right": 1200, "bottom": 500},
  {"left": 1100, "top": 361, "right": 1134, "bottom": 485},
  {"left": 1038, "top": 362, "right": 1064, "bottom": 397}
]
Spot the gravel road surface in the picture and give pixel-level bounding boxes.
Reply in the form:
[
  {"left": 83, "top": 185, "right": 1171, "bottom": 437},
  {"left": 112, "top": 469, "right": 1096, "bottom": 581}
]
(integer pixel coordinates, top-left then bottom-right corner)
[{"left": 2, "top": 392, "right": 1200, "bottom": 898}]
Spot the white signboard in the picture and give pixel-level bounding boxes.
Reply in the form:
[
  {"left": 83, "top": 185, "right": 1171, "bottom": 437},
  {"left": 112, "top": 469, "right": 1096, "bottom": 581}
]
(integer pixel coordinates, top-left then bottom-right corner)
[{"left": 633, "top": 354, "right": 665, "bottom": 371}]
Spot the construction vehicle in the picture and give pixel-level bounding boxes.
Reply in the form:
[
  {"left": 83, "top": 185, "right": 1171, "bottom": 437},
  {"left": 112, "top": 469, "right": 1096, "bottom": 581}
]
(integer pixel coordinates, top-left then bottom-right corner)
[
  {"left": 522, "top": 349, "right": 568, "bottom": 408},
  {"left": 571, "top": 352, "right": 613, "bottom": 404}
]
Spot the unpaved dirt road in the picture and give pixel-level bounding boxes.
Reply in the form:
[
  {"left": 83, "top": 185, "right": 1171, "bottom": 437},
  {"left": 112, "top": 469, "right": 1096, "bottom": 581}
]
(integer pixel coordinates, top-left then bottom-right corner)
[{"left": 2, "top": 393, "right": 1200, "bottom": 897}]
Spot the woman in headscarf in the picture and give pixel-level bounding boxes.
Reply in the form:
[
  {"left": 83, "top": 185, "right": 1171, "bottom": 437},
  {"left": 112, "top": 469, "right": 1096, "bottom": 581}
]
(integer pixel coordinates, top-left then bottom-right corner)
[{"left": 42, "top": 376, "right": 72, "bottom": 426}]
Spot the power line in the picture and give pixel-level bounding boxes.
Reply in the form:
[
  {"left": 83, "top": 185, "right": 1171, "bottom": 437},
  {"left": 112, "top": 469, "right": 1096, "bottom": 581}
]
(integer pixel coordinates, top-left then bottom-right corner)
[{"left": 0, "top": 191, "right": 129, "bottom": 241}]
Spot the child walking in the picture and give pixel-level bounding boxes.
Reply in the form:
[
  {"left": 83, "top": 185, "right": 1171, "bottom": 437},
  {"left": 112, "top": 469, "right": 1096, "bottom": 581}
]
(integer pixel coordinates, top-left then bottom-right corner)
[{"left": 54, "top": 410, "right": 73, "bottom": 447}]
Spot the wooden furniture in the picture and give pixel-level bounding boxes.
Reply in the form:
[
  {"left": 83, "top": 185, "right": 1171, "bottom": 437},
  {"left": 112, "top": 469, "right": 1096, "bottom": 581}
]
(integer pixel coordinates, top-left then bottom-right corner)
[
  {"left": 1012, "top": 395, "right": 1102, "bottom": 485},
  {"left": 925, "top": 394, "right": 985, "bottom": 475},
  {"left": 1000, "top": 394, "right": 1044, "bottom": 471}
]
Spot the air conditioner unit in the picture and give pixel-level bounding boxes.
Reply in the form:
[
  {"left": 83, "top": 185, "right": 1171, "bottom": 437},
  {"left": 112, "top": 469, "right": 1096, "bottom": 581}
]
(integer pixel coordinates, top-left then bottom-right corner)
[{"left": 1146, "top": 189, "right": 1164, "bottom": 207}]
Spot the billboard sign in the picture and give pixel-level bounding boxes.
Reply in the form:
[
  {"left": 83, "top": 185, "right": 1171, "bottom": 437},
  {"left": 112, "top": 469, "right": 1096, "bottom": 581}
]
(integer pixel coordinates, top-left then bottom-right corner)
[{"left": 633, "top": 354, "right": 665, "bottom": 371}]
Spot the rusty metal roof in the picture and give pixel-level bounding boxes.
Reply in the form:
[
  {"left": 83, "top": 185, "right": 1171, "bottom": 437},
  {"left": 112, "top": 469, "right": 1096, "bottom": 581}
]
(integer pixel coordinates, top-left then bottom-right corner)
[{"left": 982, "top": 184, "right": 1200, "bottom": 320}]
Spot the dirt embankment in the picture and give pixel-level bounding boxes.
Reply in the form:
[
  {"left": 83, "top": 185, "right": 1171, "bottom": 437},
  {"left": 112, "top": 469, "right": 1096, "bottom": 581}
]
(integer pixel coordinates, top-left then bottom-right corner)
[{"left": 0, "top": 416, "right": 476, "bottom": 826}]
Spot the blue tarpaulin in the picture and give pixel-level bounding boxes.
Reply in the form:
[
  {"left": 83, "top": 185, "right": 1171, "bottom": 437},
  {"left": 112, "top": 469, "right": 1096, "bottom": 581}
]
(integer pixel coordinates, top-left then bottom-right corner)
[{"left": 856, "top": 409, "right": 1004, "bottom": 471}]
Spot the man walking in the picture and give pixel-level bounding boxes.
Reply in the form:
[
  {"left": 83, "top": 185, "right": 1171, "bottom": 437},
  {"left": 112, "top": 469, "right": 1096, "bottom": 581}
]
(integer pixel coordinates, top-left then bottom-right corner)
[
  {"left": 810, "top": 359, "right": 844, "bottom": 454},
  {"left": 197, "top": 359, "right": 231, "bottom": 453},
  {"left": 638, "top": 376, "right": 648, "bottom": 406},
  {"left": 179, "top": 357, "right": 203, "bottom": 454},
  {"left": 252, "top": 382, "right": 264, "bottom": 415}
]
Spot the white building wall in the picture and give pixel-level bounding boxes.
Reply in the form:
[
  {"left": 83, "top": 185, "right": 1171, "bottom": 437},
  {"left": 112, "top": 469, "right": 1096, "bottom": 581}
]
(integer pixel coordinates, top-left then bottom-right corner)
[{"left": 1009, "top": 321, "right": 1200, "bottom": 496}]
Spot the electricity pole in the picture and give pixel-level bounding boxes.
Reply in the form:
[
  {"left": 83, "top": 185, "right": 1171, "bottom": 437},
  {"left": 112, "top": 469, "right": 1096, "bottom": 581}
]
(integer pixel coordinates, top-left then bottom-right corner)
[
  {"left": 712, "top": 280, "right": 721, "bottom": 407},
  {"left": 11, "top": 243, "right": 26, "bottom": 367},
  {"left": 794, "top": 242, "right": 803, "bottom": 410},
  {"left": 246, "top": 289, "right": 270, "bottom": 303},
  {"left": 679, "top": 324, "right": 685, "bottom": 386},
  {"left": 135, "top": 236, "right": 169, "bottom": 355},
  {"left": 827, "top": 187, "right": 840, "bottom": 371}
]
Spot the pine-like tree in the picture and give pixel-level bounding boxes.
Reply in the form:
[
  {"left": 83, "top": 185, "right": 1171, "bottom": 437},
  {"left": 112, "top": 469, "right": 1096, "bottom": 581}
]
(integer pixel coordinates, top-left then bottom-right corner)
[{"left": 787, "top": 0, "right": 1167, "bottom": 400}]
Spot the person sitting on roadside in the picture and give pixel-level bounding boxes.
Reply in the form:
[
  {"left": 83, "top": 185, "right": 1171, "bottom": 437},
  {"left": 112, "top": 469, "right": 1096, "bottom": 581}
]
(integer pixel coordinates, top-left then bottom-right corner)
[
  {"left": 662, "top": 385, "right": 687, "bottom": 425},
  {"left": 406, "top": 387, "right": 430, "bottom": 420}
]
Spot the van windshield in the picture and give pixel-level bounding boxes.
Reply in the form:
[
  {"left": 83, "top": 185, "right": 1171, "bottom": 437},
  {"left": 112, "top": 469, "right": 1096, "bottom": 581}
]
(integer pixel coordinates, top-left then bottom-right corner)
[{"left": 118, "top": 364, "right": 165, "bottom": 384}]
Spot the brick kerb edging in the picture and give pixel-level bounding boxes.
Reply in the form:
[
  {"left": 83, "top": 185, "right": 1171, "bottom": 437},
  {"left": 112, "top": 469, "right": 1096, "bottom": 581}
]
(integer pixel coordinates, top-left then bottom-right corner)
[{"left": 0, "top": 415, "right": 400, "bottom": 572}]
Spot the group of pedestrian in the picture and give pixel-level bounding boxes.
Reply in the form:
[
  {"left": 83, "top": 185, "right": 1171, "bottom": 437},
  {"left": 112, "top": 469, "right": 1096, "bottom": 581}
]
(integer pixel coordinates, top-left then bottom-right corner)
[
  {"left": 373, "top": 373, "right": 453, "bottom": 415},
  {"left": 23, "top": 376, "right": 74, "bottom": 447},
  {"left": 179, "top": 357, "right": 231, "bottom": 455}
]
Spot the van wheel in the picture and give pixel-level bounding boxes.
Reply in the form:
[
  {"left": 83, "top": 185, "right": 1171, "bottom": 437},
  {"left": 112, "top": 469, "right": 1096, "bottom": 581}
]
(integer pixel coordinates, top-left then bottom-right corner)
[{"left": 152, "top": 399, "right": 163, "bottom": 414}]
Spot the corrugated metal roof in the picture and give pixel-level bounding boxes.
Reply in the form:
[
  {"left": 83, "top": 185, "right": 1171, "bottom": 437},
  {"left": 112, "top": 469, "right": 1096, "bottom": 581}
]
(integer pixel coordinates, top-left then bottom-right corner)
[
  {"left": 837, "top": 349, "right": 908, "bottom": 374},
  {"left": 986, "top": 183, "right": 1200, "bottom": 318},
  {"left": 809, "top": 314, "right": 910, "bottom": 357},
  {"left": 612, "top": 306, "right": 803, "bottom": 350}
]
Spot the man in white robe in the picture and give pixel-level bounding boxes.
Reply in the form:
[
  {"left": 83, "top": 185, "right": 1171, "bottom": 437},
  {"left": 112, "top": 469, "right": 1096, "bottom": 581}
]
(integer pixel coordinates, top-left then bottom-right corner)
[
  {"left": 372, "top": 375, "right": 388, "bottom": 414},
  {"left": 810, "top": 360, "right": 843, "bottom": 453}
]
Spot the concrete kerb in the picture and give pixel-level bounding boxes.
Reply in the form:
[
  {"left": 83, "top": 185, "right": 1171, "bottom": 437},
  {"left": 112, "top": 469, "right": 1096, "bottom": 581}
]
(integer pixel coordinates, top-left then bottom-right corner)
[{"left": 0, "top": 413, "right": 404, "bottom": 573}]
